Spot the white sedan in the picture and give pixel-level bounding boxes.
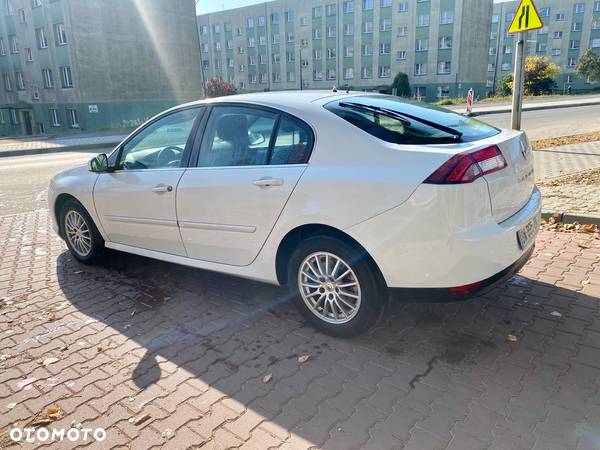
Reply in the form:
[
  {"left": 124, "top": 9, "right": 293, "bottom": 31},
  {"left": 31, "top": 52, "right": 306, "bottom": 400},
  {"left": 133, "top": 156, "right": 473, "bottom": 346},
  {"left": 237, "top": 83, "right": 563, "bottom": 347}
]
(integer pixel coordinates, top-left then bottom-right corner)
[{"left": 49, "top": 91, "right": 540, "bottom": 337}]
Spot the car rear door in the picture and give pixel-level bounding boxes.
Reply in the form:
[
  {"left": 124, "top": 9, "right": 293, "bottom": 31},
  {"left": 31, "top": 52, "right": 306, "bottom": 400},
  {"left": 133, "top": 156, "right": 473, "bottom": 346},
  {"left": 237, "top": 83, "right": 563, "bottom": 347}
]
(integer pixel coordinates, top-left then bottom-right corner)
[
  {"left": 93, "top": 107, "right": 204, "bottom": 255},
  {"left": 176, "top": 104, "right": 312, "bottom": 266}
]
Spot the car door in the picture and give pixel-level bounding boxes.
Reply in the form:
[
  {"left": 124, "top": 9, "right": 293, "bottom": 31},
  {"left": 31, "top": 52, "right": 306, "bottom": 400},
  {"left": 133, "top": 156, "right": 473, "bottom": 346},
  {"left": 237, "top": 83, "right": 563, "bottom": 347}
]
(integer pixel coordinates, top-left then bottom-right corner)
[
  {"left": 94, "top": 107, "right": 203, "bottom": 255},
  {"left": 176, "top": 104, "right": 313, "bottom": 266}
]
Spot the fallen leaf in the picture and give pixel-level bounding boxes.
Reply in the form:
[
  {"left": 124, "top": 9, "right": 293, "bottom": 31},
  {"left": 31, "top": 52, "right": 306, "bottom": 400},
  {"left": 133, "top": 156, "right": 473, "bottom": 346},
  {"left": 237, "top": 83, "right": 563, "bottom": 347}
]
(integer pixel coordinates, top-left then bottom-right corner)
[
  {"left": 47, "top": 313, "right": 57, "bottom": 322},
  {"left": 6, "top": 403, "right": 16, "bottom": 409},
  {"left": 582, "top": 279, "right": 591, "bottom": 285},
  {"left": 43, "top": 357, "right": 59, "bottom": 366},
  {"left": 132, "top": 413, "right": 151, "bottom": 425},
  {"left": 262, "top": 373, "right": 273, "bottom": 384},
  {"left": 297, "top": 355, "right": 311, "bottom": 363},
  {"left": 162, "top": 428, "right": 174, "bottom": 438},
  {"left": 0, "top": 354, "right": 12, "bottom": 361},
  {"left": 506, "top": 334, "right": 518, "bottom": 343},
  {"left": 578, "top": 242, "right": 591, "bottom": 249},
  {"left": 47, "top": 407, "right": 61, "bottom": 419},
  {"left": 97, "top": 346, "right": 103, "bottom": 353},
  {"left": 60, "top": 345, "right": 68, "bottom": 352},
  {"left": 550, "top": 311, "right": 562, "bottom": 318}
]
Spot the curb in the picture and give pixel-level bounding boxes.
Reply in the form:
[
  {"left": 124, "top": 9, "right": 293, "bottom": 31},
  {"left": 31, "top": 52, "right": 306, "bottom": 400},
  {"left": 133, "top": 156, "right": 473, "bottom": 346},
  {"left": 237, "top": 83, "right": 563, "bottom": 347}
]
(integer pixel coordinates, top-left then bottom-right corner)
[
  {"left": 542, "top": 211, "right": 600, "bottom": 226},
  {"left": 0, "top": 141, "right": 120, "bottom": 158},
  {"left": 452, "top": 100, "right": 600, "bottom": 117}
]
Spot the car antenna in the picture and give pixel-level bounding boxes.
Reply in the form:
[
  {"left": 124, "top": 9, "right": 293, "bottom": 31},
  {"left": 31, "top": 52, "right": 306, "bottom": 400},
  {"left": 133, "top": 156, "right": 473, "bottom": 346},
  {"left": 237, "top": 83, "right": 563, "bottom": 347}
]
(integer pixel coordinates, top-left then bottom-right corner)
[{"left": 332, "top": 85, "right": 337, "bottom": 93}]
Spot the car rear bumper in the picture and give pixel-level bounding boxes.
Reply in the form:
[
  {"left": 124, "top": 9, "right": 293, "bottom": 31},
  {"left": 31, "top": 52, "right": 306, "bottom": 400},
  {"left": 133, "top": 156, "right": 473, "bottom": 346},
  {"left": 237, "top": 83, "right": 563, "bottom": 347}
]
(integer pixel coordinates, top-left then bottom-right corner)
[
  {"left": 345, "top": 184, "right": 541, "bottom": 289},
  {"left": 388, "top": 244, "right": 534, "bottom": 302}
]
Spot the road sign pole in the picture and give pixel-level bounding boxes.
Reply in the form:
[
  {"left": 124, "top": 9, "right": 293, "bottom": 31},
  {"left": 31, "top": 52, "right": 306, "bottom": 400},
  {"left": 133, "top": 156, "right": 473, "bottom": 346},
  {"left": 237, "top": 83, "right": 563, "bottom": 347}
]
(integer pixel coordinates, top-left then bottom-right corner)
[{"left": 511, "top": 31, "right": 526, "bottom": 130}]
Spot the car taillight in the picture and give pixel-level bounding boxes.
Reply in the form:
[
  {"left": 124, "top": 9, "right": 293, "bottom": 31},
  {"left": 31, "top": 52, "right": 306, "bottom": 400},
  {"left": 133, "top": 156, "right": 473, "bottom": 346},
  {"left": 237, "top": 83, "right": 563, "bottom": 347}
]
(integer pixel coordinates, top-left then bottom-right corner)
[{"left": 424, "top": 145, "right": 507, "bottom": 184}]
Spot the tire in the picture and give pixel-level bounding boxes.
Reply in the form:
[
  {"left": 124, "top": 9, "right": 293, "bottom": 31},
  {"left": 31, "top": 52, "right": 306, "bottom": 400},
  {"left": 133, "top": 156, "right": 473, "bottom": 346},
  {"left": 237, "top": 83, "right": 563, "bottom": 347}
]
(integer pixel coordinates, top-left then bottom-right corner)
[
  {"left": 60, "top": 199, "right": 105, "bottom": 264},
  {"left": 287, "top": 236, "right": 386, "bottom": 338}
]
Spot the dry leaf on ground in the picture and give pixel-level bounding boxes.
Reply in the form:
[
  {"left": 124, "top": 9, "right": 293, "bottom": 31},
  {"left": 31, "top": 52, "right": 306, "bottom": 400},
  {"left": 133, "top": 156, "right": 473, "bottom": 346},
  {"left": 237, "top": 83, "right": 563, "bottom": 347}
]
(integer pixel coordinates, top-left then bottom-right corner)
[
  {"left": 506, "top": 334, "right": 518, "bottom": 343},
  {"left": 297, "top": 355, "right": 311, "bottom": 363},
  {"left": 42, "top": 357, "right": 59, "bottom": 366},
  {"left": 262, "top": 373, "right": 273, "bottom": 383}
]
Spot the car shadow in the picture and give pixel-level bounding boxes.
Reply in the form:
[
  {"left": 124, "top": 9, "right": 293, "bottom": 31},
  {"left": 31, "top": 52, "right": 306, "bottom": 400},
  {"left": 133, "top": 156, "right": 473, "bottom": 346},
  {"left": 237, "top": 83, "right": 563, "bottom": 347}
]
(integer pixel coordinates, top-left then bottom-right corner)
[{"left": 54, "top": 247, "right": 600, "bottom": 448}]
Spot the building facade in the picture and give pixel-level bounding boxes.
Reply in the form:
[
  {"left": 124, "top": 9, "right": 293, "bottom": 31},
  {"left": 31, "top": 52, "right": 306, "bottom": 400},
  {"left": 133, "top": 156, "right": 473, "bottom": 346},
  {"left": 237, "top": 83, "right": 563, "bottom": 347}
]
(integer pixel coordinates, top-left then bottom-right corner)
[
  {"left": 197, "top": 0, "right": 493, "bottom": 102},
  {"left": 0, "top": 0, "right": 203, "bottom": 136},
  {"left": 488, "top": 0, "right": 600, "bottom": 94}
]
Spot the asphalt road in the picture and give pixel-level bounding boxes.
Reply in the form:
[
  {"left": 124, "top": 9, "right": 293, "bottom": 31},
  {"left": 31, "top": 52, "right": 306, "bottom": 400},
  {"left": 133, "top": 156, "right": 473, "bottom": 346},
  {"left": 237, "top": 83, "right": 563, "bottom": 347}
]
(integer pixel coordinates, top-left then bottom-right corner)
[
  {"left": 476, "top": 104, "right": 600, "bottom": 141},
  {"left": 0, "top": 150, "right": 102, "bottom": 216}
]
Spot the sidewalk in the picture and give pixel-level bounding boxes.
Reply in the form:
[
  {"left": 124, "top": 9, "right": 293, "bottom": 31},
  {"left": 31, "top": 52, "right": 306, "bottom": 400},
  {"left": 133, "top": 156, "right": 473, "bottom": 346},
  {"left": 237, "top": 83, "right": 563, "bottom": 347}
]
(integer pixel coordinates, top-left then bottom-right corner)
[
  {"left": 0, "top": 131, "right": 128, "bottom": 157},
  {"left": 535, "top": 140, "right": 600, "bottom": 225},
  {"left": 447, "top": 93, "right": 600, "bottom": 116}
]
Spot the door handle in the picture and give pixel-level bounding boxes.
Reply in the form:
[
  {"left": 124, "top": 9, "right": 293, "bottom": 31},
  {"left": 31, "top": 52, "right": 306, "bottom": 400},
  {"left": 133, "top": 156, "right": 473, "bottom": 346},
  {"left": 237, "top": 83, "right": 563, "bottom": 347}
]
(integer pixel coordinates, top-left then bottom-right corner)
[
  {"left": 253, "top": 177, "right": 283, "bottom": 187},
  {"left": 152, "top": 184, "right": 173, "bottom": 193}
]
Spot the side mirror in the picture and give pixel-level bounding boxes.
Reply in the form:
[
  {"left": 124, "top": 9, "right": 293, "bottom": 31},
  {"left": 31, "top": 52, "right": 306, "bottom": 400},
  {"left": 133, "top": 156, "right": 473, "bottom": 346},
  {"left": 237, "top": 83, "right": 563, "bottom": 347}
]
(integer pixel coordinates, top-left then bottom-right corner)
[{"left": 88, "top": 153, "right": 109, "bottom": 173}]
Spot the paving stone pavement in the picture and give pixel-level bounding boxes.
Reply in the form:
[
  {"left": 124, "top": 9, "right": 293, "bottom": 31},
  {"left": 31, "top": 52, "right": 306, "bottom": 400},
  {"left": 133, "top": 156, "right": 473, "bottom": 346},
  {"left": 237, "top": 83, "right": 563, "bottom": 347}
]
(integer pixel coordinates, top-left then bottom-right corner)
[
  {"left": 534, "top": 141, "right": 600, "bottom": 181},
  {"left": 0, "top": 133, "right": 127, "bottom": 156},
  {"left": 1, "top": 209, "right": 600, "bottom": 449}
]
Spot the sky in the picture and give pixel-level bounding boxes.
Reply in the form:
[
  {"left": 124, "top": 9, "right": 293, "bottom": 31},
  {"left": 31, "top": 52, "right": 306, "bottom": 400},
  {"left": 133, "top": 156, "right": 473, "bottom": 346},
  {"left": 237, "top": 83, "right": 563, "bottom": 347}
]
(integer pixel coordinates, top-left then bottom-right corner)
[{"left": 196, "top": 0, "right": 511, "bottom": 15}]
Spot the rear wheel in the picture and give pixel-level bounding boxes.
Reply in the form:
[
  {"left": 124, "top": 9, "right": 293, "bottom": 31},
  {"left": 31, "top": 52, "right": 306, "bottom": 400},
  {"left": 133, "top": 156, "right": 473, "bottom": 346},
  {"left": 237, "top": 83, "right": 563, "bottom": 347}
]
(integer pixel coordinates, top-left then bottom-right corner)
[
  {"left": 287, "top": 236, "right": 385, "bottom": 338},
  {"left": 60, "top": 199, "right": 105, "bottom": 264}
]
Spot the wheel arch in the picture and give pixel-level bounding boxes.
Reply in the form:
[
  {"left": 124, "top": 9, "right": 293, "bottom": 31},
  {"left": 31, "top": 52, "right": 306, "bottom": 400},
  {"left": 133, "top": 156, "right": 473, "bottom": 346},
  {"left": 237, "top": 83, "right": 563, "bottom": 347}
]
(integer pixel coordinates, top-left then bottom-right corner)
[
  {"left": 274, "top": 223, "right": 386, "bottom": 287},
  {"left": 54, "top": 193, "right": 81, "bottom": 238}
]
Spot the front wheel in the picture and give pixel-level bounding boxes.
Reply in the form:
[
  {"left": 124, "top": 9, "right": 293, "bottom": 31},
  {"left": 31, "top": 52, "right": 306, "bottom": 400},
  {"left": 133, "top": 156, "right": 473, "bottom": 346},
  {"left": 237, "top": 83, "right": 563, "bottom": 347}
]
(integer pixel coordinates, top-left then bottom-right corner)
[
  {"left": 60, "top": 199, "right": 105, "bottom": 264},
  {"left": 287, "top": 236, "right": 386, "bottom": 338}
]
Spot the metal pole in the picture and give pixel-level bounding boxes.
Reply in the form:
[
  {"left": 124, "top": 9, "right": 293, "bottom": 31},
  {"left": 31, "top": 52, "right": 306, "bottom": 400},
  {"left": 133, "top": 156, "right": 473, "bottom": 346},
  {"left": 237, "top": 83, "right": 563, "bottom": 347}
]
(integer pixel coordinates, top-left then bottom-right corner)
[
  {"left": 511, "top": 31, "right": 526, "bottom": 130},
  {"left": 299, "top": 47, "right": 303, "bottom": 90}
]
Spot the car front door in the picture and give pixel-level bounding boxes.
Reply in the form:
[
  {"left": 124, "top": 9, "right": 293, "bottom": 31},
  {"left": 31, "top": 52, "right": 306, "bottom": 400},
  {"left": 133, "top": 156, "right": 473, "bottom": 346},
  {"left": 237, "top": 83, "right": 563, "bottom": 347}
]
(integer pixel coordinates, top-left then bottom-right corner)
[
  {"left": 176, "top": 104, "right": 313, "bottom": 266},
  {"left": 94, "top": 107, "right": 203, "bottom": 255}
]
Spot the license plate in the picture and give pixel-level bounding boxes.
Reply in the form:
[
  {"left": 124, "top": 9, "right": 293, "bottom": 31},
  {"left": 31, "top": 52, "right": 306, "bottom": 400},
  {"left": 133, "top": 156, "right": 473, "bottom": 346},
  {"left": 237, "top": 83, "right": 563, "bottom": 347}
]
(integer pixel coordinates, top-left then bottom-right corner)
[{"left": 517, "top": 214, "right": 540, "bottom": 250}]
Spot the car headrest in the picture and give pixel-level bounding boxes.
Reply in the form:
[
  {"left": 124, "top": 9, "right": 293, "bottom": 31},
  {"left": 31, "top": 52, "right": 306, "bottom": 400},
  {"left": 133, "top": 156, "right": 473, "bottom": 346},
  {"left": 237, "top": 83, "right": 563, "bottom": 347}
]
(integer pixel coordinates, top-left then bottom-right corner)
[{"left": 216, "top": 114, "right": 248, "bottom": 143}]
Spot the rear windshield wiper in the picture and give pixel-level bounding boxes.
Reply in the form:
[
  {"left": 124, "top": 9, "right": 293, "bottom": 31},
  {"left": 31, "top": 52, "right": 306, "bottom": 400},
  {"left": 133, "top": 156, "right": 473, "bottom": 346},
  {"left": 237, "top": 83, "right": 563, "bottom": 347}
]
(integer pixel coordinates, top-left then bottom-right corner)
[{"left": 338, "top": 102, "right": 463, "bottom": 141}]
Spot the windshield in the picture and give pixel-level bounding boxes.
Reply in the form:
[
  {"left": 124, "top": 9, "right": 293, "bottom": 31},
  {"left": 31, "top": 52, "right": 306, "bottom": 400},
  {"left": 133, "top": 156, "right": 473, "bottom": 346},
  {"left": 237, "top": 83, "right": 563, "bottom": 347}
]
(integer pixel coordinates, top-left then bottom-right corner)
[{"left": 324, "top": 95, "right": 500, "bottom": 144}]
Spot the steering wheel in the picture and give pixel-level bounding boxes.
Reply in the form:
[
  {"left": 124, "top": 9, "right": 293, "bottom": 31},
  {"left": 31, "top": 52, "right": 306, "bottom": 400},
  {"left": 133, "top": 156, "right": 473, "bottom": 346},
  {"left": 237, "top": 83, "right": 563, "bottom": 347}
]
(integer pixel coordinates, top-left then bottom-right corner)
[{"left": 156, "top": 146, "right": 183, "bottom": 167}]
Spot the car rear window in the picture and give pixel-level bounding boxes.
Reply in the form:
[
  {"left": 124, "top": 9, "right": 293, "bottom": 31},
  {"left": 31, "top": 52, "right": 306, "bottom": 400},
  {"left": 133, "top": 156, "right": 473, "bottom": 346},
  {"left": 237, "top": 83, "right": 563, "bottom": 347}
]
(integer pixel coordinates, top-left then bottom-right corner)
[{"left": 324, "top": 95, "right": 500, "bottom": 144}]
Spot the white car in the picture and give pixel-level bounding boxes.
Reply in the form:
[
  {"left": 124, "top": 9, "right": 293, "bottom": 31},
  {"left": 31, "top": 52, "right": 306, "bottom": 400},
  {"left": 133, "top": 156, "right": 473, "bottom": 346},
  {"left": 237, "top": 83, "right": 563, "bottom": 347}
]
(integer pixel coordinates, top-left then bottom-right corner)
[{"left": 49, "top": 91, "right": 540, "bottom": 337}]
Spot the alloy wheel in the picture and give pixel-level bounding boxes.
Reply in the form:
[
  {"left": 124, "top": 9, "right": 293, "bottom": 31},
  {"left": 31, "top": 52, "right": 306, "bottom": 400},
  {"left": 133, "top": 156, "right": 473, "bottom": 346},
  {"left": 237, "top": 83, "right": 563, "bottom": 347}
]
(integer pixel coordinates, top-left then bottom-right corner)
[{"left": 64, "top": 210, "right": 92, "bottom": 257}]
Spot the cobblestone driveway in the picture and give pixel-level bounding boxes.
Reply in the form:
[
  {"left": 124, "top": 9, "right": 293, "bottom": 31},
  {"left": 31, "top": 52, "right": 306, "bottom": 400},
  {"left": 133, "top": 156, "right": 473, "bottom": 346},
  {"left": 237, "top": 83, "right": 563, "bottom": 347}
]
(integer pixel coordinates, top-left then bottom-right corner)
[{"left": 1, "top": 210, "right": 600, "bottom": 450}]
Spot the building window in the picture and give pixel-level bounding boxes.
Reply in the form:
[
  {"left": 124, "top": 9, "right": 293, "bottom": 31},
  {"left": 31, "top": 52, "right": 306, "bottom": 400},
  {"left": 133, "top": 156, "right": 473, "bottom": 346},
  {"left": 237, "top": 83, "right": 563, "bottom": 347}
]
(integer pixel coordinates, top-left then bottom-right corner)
[
  {"left": 201, "top": 43, "right": 208, "bottom": 53},
  {"left": 593, "top": 20, "right": 600, "bottom": 30},
  {"left": 258, "top": 16, "right": 265, "bottom": 27},
  {"left": 438, "top": 61, "right": 451, "bottom": 74},
  {"left": 361, "top": 44, "right": 372, "bottom": 56},
  {"left": 258, "top": 36, "right": 266, "bottom": 46},
  {"left": 9, "top": 34, "right": 18, "bottom": 54},
  {"left": 379, "top": 43, "right": 390, "bottom": 54},
  {"left": 592, "top": 38, "right": 600, "bottom": 48},
  {"left": 224, "top": 22, "right": 232, "bottom": 32},
  {"left": 397, "top": 26, "right": 408, "bottom": 37},
  {"left": 327, "top": 47, "right": 336, "bottom": 59},
  {"left": 502, "top": 62, "right": 511, "bottom": 71},
  {"left": 32, "top": 84, "right": 39, "bottom": 100},
  {"left": 506, "top": 12, "right": 515, "bottom": 22},
  {"left": 537, "top": 42, "right": 547, "bottom": 53},
  {"left": 567, "top": 57, "right": 577, "bottom": 67},
  {"left": 313, "top": 6, "right": 321, "bottom": 18},
  {"left": 361, "top": 67, "right": 372, "bottom": 78},
  {"left": 247, "top": 17, "right": 254, "bottom": 28},
  {"left": 396, "top": 50, "right": 407, "bottom": 60},
  {"left": 202, "top": 60, "right": 209, "bottom": 69},
  {"left": 3, "top": 73, "right": 11, "bottom": 91},
  {"left": 504, "top": 45, "right": 512, "bottom": 54},
  {"left": 23, "top": 47, "right": 32, "bottom": 61},
  {"left": 272, "top": 72, "right": 281, "bottom": 82},
  {"left": 344, "top": 23, "right": 354, "bottom": 35},
  {"left": 415, "top": 63, "right": 427, "bottom": 76},
  {"left": 551, "top": 48, "right": 561, "bottom": 56},
  {"left": 213, "top": 24, "right": 220, "bottom": 33},
  {"left": 313, "top": 28, "right": 321, "bottom": 39},
  {"left": 439, "top": 36, "right": 452, "bottom": 49},
  {"left": 272, "top": 53, "right": 280, "bottom": 63},
  {"left": 10, "top": 108, "right": 18, "bottom": 125},
  {"left": 0, "top": 38, "right": 5, "bottom": 55},
  {"left": 415, "top": 87, "right": 426, "bottom": 99},
  {"left": 271, "top": 13, "right": 279, "bottom": 24},
  {"left": 326, "top": 26, "right": 335, "bottom": 37},
  {"left": 272, "top": 34, "right": 280, "bottom": 44},
  {"left": 313, "top": 69, "right": 323, "bottom": 80},
  {"left": 32, "top": 0, "right": 41, "bottom": 7},
  {"left": 363, "top": 0, "right": 373, "bottom": 11},
  {"left": 248, "top": 37, "right": 255, "bottom": 47},
  {"left": 380, "top": 18, "right": 391, "bottom": 32},
  {"left": 0, "top": 110, "right": 4, "bottom": 123},
  {"left": 489, "top": 47, "right": 497, "bottom": 56},
  {"left": 440, "top": 11, "right": 454, "bottom": 25},
  {"left": 487, "top": 63, "right": 495, "bottom": 72},
  {"left": 344, "top": 67, "right": 354, "bottom": 79},
  {"left": 60, "top": 67, "right": 72, "bottom": 88},
  {"left": 381, "top": 0, "right": 392, "bottom": 6},
  {"left": 398, "top": 1, "right": 408, "bottom": 12},
  {"left": 437, "top": 85, "right": 450, "bottom": 98},
  {"left": 490, "top": 32, "right": 497, "bottom": 39},
  {"left": 569, "top": 40, "right": 580, "bottom": 50},
  {"left": 286, "top": 11, "right": 294, "bottom": 22},
  {"left": 313, "top": 49, "right": 322, "bottom": 60},
  {"left": 343, "top": 1, "right": 354, "bottom": 13},
  {"left": 260, "top": 73, "right": 267, "bottom": 83},
  {"left": 18, "top": 7, "right": 25, "bottom": 23},
  {"left": 285, "top": 52, "right": 293, "bottom": 62},
  {"left": 286, "top": 71, "right": 295, "bottom": 82},
  {"left": 215, "top": 41, "right": 221, "bottom": 51},
  {"left": 491, "top": 14, "right": 499, "bottom": 23},
  {"left": 67, "top": 109, "right": 79, "bottom": 128},
  {"left": 555, "top": 13, "right": 565, "bottom": 21},
  {"left": 572, "top": 22, "right": 582, "bottom": 32},
  {"left": 42, "top": 68, "right": 53, "bottom": 88},
  {"left": 15, "top": 71, "right": 24, "bottom": 90},
  {"left": 539, "top": 7, "right": 550, "bottom": 17},
  {"left": 378, "top": 66, "right": 390, "bottom": 78},
  {"left": 300, "top": 17, "right": 308, "bottom": 26},
  {"left": 363, "top": 21, "right": 373, "bottom": 33},
  {"left": 249, "top": 74, "right": 257, "bottom": 84},
  {"left": 36, "top": 28, "right": 48, "bottom": 48},
  {"left": 573, "top": 3, "right": 584, "bottom": 13},
  {"left": 48, "top": 108, "right": 59, "bottom": 126},
  {"left": 344, "top": 46, "right": 354, "bottom": 57},
  {"left": 416, "top": 39, "right": 428, "bottom": 52},
  {"left": 259, "top": 54, "right": 266, "bottom": 64},
  {"left": 52, "top": 23, "right": 67, "bottom": 46},
  {"left": 417, "top": 15, "right": 430, "bottom": 27},
  {"left": 5, "top": 0, "right": 13, "bottom": 16},
  {"left": 326, "top": 4, "right": 336, "bottom": 16},
  {"left": 554, "top": 31, "right": 563, "bottom": 39}
]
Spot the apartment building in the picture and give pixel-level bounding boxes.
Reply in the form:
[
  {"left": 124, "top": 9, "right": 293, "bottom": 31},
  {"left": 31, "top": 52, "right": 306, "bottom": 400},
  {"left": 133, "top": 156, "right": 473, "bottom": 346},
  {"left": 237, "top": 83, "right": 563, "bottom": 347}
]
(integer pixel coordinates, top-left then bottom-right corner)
[
  {"left": 488, "top": 0, "right": 600, "bottom": 93},
  {"left": 0, "top": 0, "right": 203, "bottom": 136},
  {"left": 197, "top": 0, "right": 493, "bottom": 101}
]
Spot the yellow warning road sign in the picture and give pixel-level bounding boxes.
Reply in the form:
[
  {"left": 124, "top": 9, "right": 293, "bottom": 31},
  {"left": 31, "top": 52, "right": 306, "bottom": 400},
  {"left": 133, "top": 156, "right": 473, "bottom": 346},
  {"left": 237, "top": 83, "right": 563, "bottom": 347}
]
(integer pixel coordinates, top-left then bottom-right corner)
[{"left": 508, "top": 0, "right": 543, "bottom": 33}]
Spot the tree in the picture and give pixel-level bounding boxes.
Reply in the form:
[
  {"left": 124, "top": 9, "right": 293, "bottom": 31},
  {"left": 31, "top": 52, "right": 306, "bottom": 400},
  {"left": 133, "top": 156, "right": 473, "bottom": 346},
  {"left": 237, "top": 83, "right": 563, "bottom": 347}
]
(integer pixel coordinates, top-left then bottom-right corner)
[
  {"left": 523, "top": 56, "right": 561, "bottom": 95},
  {"left": 497, "top": 74, "right": 514, "bottom": 96},
  {"left": 576, "top": 49, "right": 600, "bottom": 83},
  {"left": 204, "top": 77, "right": 237, "bottom": 98},
  {"left": 391, "top": 72, "right": 411, "bottom": 97}
]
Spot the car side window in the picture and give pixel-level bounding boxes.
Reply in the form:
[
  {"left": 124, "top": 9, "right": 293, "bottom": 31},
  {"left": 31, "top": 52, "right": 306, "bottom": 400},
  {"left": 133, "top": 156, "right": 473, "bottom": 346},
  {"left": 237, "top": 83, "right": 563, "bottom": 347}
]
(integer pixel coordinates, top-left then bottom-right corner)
[
  {"left": 198, "top": 106, "right": 277, "bottom": 167},
  {"left": 270, "top": 117, "right": 312, "bottom": 165},
  {"left": 118, "top": 108, "right": 201, "bottom": 170}
]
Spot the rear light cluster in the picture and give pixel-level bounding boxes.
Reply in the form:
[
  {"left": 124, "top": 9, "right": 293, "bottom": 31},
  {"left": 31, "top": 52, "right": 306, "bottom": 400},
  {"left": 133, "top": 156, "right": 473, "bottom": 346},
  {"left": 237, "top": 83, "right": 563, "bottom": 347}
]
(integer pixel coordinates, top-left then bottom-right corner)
[{"left": 424, "top": 145, "right": 508, "bottom": 184}]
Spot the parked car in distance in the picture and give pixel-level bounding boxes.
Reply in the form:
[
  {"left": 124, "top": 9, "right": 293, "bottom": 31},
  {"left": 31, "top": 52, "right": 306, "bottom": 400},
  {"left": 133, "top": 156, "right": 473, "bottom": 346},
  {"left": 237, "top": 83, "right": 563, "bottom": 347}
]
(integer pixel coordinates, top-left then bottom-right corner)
[{"left": 49, "top": 91, "right": 540, "bottom": 337}]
